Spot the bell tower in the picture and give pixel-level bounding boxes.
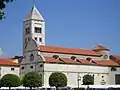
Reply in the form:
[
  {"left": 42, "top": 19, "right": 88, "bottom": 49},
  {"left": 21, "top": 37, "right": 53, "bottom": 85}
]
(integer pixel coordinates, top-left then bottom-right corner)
[{"left": 23, "top": 5, "right": 45, "bottom": 54}]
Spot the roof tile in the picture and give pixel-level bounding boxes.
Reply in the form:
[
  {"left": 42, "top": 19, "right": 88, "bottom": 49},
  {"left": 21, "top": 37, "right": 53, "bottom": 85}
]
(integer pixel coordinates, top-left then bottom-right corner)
[
  {"left": 40, "top": 45, "right": 101, "bottom": 56},
  {"left": 0, "top": 58, "right": 19, "bottom": 67},
  {"left": 44, "top": 56, "right": 119, "bottom": 66},
  {"left": 92, "top": 45, "right": 109, "bottom": 51}
]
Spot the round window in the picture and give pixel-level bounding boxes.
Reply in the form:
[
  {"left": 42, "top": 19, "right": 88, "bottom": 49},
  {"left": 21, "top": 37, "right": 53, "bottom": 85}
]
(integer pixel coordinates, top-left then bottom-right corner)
[{"left": 103, "top": 55, "right": 108, "bottom": 59}]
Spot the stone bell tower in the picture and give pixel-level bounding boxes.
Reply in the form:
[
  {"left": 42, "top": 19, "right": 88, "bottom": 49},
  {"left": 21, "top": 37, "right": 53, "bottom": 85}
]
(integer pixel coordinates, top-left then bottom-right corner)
[{"left": 23, "top": 5, "right": 45, "bottom": 54}]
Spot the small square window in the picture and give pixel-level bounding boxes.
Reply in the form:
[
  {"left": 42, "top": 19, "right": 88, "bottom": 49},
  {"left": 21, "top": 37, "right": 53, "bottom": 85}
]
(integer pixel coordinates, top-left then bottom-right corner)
[
  {"left": 11, "top": 68, "right": 15, "bottom": 71},
  {"left": 34, "top": 37, "right": 37, "bottom": 41},
  {"left": 40, "top": 64, "right": 43, "bottom": 67},
  {"left": 30, "top": 66, "right": 33, "bottom": 69},
  {"left": 21, "top": 67, "right": 24, "bottom": 70}
]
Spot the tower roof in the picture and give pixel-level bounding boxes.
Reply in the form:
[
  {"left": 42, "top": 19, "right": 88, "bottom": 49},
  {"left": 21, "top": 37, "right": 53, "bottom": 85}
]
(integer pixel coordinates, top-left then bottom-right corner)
[
  {"left": 92, "top": 45, "right": 109, "bottom": 51},
  {"left": 25, "top": 5, "right": 44, "bottom": 21}
]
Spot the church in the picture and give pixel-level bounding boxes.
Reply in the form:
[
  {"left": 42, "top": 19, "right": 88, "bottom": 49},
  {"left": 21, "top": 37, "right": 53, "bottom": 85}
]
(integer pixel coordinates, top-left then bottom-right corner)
[{"left": 4, "top": 5, "right": 120, "bottom": 87}]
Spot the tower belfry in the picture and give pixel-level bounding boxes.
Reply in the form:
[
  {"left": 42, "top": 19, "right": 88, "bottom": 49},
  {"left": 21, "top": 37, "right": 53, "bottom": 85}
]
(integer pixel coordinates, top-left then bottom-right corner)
[{"left": 23, "top": 5, "right": 45, "bottom": 53}]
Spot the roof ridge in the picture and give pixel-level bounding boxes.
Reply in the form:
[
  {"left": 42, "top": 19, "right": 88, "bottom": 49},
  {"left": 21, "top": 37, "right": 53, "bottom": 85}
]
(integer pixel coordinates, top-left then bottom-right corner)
[{"left": 40, "top": 45, "right": 95, "bottom": 51}]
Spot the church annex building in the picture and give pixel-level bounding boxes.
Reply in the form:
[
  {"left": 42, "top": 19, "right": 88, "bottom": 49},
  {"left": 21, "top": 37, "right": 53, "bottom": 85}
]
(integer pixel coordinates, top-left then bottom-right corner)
[{"left": 1, "top": 5, "right": 120, "bottom": 87}]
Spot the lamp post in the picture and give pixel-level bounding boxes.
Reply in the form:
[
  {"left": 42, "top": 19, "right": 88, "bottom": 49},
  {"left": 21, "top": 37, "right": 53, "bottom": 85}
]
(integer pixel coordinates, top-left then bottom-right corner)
[{"left": 77, "top": 76, "right": 81, "bottom": 88}]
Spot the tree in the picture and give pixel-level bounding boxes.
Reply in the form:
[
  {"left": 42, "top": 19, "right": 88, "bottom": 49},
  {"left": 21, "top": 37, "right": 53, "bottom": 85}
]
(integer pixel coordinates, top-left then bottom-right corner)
[
  {"left": 82, "top": 74, "right": 94, "bottom": 85},
  {"left": 49, "top": 72, "right": 67, "bottom": 89},
  {"left": 0, "top": 74, "right": 21, "bottom": 90},
  {"left": 0, "top": 0, "right": 15, "bottom": 20},
  {"left": 22, "top": 72, "right": 42, "bottom": 90}
]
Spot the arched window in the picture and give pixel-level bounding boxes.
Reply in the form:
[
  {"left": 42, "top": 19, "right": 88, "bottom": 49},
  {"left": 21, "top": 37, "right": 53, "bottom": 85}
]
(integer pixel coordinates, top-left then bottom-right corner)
[
  {"left": 86, "top": 57, "right": 92, "bottom": 61},
  {"left": 111, "top": 67, "right": 117, "bottom": 71},
  {"left": 71, "top": 56, "right": 76, "bottom": 60},
  {"left": 53, "top": 55, "right": 59, "bottom": 59}
]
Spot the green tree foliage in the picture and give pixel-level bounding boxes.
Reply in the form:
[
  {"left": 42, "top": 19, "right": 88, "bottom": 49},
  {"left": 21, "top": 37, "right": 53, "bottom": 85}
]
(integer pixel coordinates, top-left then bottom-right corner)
[
  {"left": 0, "top": 74, "right": 20, "bottom": 89},
  {"left": 22, "top": 72, "right": 42, "bottom": 90},
  {"left": 0, "top": 0, "right": 15, "bottom": 20},
  {"left": 49, "top": 72, "right": 67, "bottom": 88},
  {"left": 83, "top": 74, "right": 94, "bottom": 85}
]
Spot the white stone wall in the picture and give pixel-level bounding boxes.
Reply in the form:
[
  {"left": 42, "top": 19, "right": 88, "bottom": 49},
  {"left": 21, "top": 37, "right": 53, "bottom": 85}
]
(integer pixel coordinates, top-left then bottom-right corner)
[
  {"left": 31, "top": 20, "right": 45, "bottom": 45},
  {"left": 43, "top": 63, "right": 110, "bottom": 87},
  {"left": 108, "top": 67, "right": 120, "bottom": 85},
  {"left": 41, "top": 52, "right": 101, "bottom": 60},
  {"left": 0, "top": 66, "right": 19, "bottom": 78}
]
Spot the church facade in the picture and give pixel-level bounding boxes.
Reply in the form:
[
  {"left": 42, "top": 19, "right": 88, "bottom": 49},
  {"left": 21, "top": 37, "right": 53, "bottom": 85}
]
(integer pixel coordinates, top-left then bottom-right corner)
[{"left": 20, "top": 6, "right": 120, "bottom": 87}]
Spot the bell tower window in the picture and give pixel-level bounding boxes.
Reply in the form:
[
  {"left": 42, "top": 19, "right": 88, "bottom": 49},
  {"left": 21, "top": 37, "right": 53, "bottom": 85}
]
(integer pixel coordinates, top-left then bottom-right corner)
[
  {"left": 35, "top": 27, "right": 41, "bottom": 33},
  {"left": 25, "top": 27, "right": 30, "bottom": 35}
]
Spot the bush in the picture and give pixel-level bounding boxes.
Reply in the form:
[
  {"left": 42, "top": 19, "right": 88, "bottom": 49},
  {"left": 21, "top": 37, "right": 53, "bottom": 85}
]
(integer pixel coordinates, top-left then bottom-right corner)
[
  {"left": 22, "top": 72, "right": 42, "bottom": 89},
  {"left": 83, "top": 75, "right": 94, "bottom": 85},
  {"left": 49, "top": 72, "right": 67, "bottom": 88},
  {"left": 0, "top": 74, "right": 20, "bottom": 89}
]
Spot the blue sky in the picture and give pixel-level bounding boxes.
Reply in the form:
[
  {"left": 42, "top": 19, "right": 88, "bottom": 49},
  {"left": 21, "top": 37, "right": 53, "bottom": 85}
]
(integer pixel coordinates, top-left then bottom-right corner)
[{"left": 0, "top": 0, "right": 120, "bottom": 57}]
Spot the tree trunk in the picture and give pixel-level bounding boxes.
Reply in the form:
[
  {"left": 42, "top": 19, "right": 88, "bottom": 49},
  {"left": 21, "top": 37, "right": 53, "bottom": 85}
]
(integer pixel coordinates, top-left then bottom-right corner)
[
  {"left": 56, "top": 87, "right": 58, "bottom": 90},
  {"left": 30, "top": 87, "right": 32, "bottom": 90},
  {"left": 9, "top": 87, "right": 11, "bottom": 90}
]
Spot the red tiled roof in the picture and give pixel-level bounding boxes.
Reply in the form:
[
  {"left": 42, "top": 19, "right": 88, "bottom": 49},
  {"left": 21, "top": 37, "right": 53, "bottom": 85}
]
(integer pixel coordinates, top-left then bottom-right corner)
[
  {"left": 109, "top": 55, "right": 120, "bottom": 64},
  {"left": 60, "top": 58, "right": 80, "bottom": 64},
  {"left": 44, "top": 56, "right": 119, "bottom": 66},
  {"left": 93, "top": 60, "right": 119, "bottom": 66},
  {"left": 0, "top": 58, "right": 19, "bottom": 67},
  {"left": 112, "top": 55, "right": 120, "bottom": 60},
  {"left": 40, "top": 45, "right": 101, "bottom": 56},
  {"left": 92, "top": 45, "right": 109, "bottom": 51},
  {"left": 78, "top": 59, "right": 96, "bottom": 65},
  {"left": 44, "top": 57, "right": 63, "bottom": 63}
]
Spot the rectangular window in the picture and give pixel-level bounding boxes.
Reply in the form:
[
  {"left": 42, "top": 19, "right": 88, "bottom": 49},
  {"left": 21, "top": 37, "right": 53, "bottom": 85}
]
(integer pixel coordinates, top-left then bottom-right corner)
[
  {"left": 115, "top": 74, "right": 120, "bottom": 84},
  {"left": 25, "top": 27, "right": 30, "bottom": 35},
  {"left": 35, "top": 27, "right": 41, "bottom": 33},
  {"left": 39, "top": 38, "right": 42, "bottom": 42},
  {"left": 11, "top": 68, "right": 15, "bottom": 71}
]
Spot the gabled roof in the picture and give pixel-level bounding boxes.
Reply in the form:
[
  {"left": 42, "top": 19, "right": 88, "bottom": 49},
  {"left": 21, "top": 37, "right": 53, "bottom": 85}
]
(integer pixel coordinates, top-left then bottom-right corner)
[
  {"left": 92, "top": 45, "right": 109, "bottom": 51},
  {"left": 40, "top": 45, "right": 101, "bottom": 56},
  {"left": 25, "top": 5, "right": 44, "bottom": 21},
  {"left": 0, "top": 58, "right": 19, "bottom": 67}
]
